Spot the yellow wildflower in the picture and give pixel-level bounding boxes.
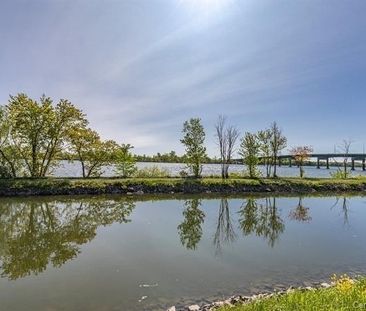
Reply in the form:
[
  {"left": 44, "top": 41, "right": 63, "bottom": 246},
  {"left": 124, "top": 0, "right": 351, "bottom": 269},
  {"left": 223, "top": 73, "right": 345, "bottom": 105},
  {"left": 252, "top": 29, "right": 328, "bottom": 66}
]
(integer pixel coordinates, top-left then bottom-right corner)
[{"left": 332, "top": 274, "right": 354, "bottom": 293}]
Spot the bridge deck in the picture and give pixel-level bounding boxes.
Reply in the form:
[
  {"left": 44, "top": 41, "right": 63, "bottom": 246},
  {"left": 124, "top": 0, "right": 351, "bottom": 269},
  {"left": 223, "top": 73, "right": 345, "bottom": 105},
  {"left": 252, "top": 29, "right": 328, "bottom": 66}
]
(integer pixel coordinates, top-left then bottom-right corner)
[
  {"left": 233, "top": 153, "right": 366, "bottom": 170},
  {"left": 277, "top": 153, "right": 366, "bottom": 160}
]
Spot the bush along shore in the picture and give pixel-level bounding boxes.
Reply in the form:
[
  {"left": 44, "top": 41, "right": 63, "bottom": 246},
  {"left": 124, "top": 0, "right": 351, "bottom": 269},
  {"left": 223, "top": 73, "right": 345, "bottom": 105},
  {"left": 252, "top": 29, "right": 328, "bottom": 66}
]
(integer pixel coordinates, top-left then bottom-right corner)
[
  {"left": 0, "top": 177, "right": 366, "bottom": 197},
  {"left": 167, "top": 275, "right": 366, "bottom": 311}
]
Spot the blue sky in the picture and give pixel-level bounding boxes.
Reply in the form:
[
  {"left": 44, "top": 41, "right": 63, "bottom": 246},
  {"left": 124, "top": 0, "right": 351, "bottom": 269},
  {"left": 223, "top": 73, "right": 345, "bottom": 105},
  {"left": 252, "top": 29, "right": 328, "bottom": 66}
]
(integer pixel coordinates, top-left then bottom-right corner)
[{"left": 1, "top": 0, "right": 365, "bottom": 156}]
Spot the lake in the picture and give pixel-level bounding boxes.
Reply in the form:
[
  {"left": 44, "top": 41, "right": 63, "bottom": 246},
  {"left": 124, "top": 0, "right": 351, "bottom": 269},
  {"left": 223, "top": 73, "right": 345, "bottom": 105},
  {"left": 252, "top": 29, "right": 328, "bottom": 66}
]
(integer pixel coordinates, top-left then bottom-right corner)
[
  {"left": 0, "top": 194, "right": 366, "bottom": 310},
  {"left": 53, "top": 161, "right": 366, "bottom": 178}
]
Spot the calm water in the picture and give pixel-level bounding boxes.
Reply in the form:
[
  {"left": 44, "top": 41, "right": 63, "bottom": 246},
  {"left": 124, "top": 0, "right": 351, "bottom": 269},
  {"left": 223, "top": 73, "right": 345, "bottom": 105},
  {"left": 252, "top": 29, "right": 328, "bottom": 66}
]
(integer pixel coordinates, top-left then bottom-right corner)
[
  {"left": 1, "top": 194, "right": 366, "bottom": 310},
  {"left": 53, "top": 161, "right": 366, "bottom": 178}
]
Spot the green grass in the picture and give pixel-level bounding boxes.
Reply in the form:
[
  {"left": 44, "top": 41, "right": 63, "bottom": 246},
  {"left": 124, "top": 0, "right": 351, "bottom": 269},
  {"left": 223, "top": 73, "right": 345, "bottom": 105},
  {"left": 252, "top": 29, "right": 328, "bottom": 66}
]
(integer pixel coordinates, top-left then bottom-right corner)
[
  {"left": 0, "top": 176, "right": 365, "bottom": 188},
  {"left": 219, "top": 276, "right": 366, "bottom": 311},
  {"left": 0, "top": 176, "right": 365, "bottom": 196}
]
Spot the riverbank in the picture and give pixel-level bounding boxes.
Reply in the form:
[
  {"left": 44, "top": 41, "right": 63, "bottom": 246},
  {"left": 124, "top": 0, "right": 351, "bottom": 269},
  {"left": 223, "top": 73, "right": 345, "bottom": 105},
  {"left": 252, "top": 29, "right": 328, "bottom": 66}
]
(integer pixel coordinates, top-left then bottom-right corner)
[
  {"left": 170, "top": 275, "right": 365, "bottom": 311},
  {"left": 0, "top": 177, "right": 366, "bottom": 197}
]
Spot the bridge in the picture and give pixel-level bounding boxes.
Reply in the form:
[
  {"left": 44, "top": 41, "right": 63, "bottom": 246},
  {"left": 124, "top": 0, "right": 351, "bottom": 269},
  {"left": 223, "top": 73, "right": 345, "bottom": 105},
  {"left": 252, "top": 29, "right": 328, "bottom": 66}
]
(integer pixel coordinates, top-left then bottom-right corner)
[
  {"left": 233, "top": 153, "right": 366, "bottom": 170},
  {"left": 275, "top": 153, "right": 366, "bottom": 171}
]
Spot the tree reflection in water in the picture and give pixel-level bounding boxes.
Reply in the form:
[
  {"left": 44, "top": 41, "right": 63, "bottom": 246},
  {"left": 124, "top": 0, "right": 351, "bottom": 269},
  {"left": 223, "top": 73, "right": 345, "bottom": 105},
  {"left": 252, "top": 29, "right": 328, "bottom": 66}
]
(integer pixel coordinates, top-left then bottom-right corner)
[
  {"left": 331, "top": 196, "right": 350, "bottom": 227},
  {"left": 238, "top": 197, "right": 285, "bottom": 247},
  {"left": 177, "top": 199, "right": 205, "bottom": 250},
  {"left": 1, "top": 195, "right": 352, "bottom": 280},
  {"left": 289, "top": 197, "right": 312, "bottom": 222},
  {"left": 178, "top": 197, "right": 287, "bottom": 251},
  {"left": 213, "top": 199, "right": 237, "bottom": 254},
  {"left": 0, "top": 197, "right": 135, "bottom": 280}
]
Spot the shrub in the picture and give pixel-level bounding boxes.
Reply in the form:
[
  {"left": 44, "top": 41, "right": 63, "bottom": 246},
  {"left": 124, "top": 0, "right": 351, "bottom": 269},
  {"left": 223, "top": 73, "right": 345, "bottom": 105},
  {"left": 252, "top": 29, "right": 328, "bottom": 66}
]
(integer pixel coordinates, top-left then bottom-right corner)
[
  {"left": 330, "top": 170, "right": 353, "bottom": 179},
  {"left": 114, "top": 144, "right": 137, "bottom": 178},
  {"left": 133, "top": 165, "right": 170, "bottom": 178},
  {"left": 229, "top": 172, "right": 245, "bottom": 179},
  {"left": 179, "top": 170, "right": 189, "bottom": 178}
]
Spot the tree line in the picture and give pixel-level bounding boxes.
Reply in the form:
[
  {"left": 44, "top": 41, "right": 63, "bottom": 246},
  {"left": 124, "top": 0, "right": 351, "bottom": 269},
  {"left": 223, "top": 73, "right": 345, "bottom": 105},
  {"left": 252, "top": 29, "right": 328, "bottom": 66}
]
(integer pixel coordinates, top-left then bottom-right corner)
[
  {"left": 135, "top": 151, "right": 220, "bottom": 164},
  {"left": 0, "top": 93, "right": 314, "bottom": 179},
  {"left": 180, "top": 116, "right": 311, "bottom": 178}
]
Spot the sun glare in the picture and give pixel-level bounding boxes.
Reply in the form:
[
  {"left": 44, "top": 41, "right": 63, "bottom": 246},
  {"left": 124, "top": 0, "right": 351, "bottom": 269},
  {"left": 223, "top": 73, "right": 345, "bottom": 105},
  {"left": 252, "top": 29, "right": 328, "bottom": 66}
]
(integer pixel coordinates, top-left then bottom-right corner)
[{"left": 180, "top": 0, "right": 230, "bottom": 13}]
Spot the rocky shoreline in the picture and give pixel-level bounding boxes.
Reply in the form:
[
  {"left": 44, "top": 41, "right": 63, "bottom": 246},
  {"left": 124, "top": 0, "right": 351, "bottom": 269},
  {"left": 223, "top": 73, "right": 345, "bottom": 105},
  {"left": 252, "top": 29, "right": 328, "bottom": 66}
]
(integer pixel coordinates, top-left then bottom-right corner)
[
  {"left": 167, "top": 281, "right": 334, "bottom": 311},
  {"left": 0, "top": 177, "right": 365, "bottom": 197}
]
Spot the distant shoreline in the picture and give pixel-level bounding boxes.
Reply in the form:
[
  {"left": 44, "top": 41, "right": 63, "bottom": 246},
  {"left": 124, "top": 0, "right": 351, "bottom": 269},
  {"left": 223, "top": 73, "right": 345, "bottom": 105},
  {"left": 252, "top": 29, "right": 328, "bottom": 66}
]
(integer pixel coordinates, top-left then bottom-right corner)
[
  {"left": 0, "top": 177, "right": 365, "bottom": 197},
  {"left": 59, "top": 158, "right": 366, "bottom": 167}
]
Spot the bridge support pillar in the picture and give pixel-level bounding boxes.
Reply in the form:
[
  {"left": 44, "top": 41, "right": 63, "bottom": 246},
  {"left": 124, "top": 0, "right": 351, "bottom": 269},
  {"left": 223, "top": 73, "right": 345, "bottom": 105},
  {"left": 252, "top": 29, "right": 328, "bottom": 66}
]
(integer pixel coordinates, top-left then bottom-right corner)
[
  {"left": 317, "top": 158, "right": 320, "bottom": 169},
  {"left": 351, "top": 159, "right": 355, "bottom": 171},
  {"left": 363, "top": 159, "right": 365, "bottom": 171},
  {"left": 278, "top": 158, "right": 281, "bottom": 167},
  {"left": 326, "top": 158, "right": 329, "bottom": 169},
  {"left": 289, "top": 158, "right": 292, "bottom": 167}
]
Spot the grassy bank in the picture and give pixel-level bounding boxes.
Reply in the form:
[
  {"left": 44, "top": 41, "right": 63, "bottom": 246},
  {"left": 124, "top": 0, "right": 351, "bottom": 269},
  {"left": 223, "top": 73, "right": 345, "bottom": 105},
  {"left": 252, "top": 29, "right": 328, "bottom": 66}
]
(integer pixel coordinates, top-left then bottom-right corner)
[
  {"left": 219, "top": 275, "right": 366, "bottom": 311},
  {"left": 0, "top": 177, "right": 365, "bottom": 197}
]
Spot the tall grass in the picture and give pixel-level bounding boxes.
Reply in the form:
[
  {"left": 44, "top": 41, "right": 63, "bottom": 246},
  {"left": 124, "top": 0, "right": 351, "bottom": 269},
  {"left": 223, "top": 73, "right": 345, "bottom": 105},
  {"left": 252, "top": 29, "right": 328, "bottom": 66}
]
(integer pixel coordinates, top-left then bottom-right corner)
[{"left": 133, "top": 165, "right": 171, "bottom": 178}]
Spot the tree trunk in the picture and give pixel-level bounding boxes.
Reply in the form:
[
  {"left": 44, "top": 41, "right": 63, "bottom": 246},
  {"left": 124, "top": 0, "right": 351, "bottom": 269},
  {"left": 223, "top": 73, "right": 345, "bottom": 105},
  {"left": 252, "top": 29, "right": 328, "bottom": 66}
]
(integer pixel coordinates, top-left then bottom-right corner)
[
  {"left": 224, "top": 164, "right": 229, "bottom": 179},
  {"left": 300, "top": 166, "right": 304, "bottom": 178},
  {"left": 0, "top": 149, "right": 17, "bottom": 177},
  {"left": 273, "top": 157, "right": 277, "bottom": 178},
  {"left": 81, "top": 161, "right": 86, "bottom": 178}
]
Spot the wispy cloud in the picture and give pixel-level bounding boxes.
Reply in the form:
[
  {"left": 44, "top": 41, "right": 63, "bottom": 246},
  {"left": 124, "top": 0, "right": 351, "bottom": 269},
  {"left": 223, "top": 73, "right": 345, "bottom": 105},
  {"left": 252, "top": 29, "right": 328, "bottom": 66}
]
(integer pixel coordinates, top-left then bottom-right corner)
[{"left": 0, "top": 0, "right": 365, "bottom": 154}]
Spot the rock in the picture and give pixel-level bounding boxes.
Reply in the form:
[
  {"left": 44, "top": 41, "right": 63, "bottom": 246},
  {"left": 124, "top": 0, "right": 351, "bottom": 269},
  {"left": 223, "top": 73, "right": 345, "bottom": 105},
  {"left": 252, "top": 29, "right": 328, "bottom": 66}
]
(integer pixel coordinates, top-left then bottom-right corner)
[
  {"left": 135, "top": 190, "right": 144, "bottom": 195},
  {"left": 320, "top": 282, "right": 331, "bottom": 288},
  {"left": 230, "top": 296, "right": 241, "bottom": 304},
  {"left": 303, "top": 281, "right": 313, "bottom": 287},
  {"left": 167, "top": 307, "right": 176, "bottom": 311},
  {"left": 223, "top": 299, "right": 233, "bottom": 306},
  {"left": 213, "top": 301, "right": 225, "bottom": 307},
  {"left": 188, "top": 305, "right": 200, "bottom": 311},
  {"left": 138, "top": 295, "right": 148, "bottom": 302},
  {"left": 139, "top": 283, "right": 158, "bottom": 288}
]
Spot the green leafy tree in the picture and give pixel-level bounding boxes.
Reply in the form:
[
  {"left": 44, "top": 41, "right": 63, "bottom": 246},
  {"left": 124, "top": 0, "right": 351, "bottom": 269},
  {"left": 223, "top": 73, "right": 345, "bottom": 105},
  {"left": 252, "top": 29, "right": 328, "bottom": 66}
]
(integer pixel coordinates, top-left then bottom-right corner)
[
  {"left": 115, "top": 144, "right": 137, "bottom": 178},
  {"left": 180, "top": 118, "right": 207, "bottom": 178},
  {"left": 270, "top": 122, "right": 287, "bottom": 178},
  {"left": 6, "top": 93, "right": 86, "bottom": 177},
  {"left": 0, "top": 107, "right": 21, "bottom": 177},
  {"left": 257, "top": 129, "right": 273, "bottom": 178},
  {"left": 239, "top": 132, "right": 261, "bottom": 178},
  {"left": 69, "top": 127, "right": 117, "bottom": 177}
]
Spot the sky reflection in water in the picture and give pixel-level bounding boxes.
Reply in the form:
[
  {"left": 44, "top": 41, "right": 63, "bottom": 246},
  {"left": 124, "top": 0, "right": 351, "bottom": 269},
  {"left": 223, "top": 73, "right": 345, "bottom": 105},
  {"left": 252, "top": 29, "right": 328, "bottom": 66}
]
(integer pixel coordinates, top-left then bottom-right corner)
[{"left": 0, "top": 195, "right": 365, "bottom": 310}]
